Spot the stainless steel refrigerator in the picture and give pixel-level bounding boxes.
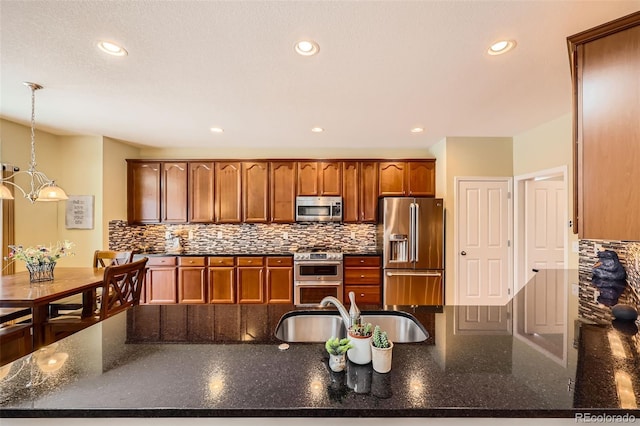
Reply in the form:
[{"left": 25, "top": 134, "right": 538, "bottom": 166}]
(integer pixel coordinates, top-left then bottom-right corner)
[{"left": 378, "top": 197, "right": 444, "bottom": 306}]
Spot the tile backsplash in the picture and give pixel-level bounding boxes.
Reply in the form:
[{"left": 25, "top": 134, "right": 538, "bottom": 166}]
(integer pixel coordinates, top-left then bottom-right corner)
[
  {"left": 109, "top": 220, "right": 378, "bottom": 254},
  {"left": 578, "top": 239, "right": 640, "bottom": 323}
]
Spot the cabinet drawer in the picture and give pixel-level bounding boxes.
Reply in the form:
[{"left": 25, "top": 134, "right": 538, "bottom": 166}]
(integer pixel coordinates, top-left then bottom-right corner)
[
  {"left": 146, "top": 256, "right": 177, "bottom": 267},
  {"left": 344, "top": 256, "right": 381, "bottom": 267},
  {"left": 344, "top": 268, "right": 381, "bottom": 285},
  {"left": 344, "top": 285, "right": 381, "bottom": 305},
  {"left": 207, "top": 257, "right": 235, "bottom": 267},
  {"left": 178, "top": 257, "right": 206, "bottom": 267},
  {"left": 237, "top": 257, "right": 264, "bottom": 267},
  {"left": 266, "top": 256, "right": 293, "bottom": 267}
]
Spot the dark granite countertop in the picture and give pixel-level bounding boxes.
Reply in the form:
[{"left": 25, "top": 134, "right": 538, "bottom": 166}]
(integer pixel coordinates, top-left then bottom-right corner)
[{"left": 1, "top": 270, "right": 639, "bottom": 418}]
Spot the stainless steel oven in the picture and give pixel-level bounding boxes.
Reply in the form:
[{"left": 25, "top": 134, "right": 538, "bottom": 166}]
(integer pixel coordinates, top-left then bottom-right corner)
[{"left": 293, "top": 248, "right": 343, "bottom": 306}]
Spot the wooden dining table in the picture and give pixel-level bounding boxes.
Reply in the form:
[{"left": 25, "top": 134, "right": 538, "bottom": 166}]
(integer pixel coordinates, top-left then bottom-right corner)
[{"left": 0, "top": 267, "right": 105, "bottom": 349}]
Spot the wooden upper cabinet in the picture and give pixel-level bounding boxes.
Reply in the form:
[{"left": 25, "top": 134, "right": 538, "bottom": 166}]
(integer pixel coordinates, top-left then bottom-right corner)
[
  {"left": 270, "top": 161, "right": 296, "bottom": 223},
  {"left": 568, "top": 12, "right": 640, "bottom": 240},
  {"left": 128, "top": 161, "right": 161, "bottom": 224},
  {"left": 298, "top": 161, "right": 342, "bottom": 196},
  {"left": 242, "top": 162, "right": 269, "bottom": 223},
  {"left": 342, "top": 161, "right": 359, "bottom": 223},
  {"left": 189, "top": 162, "right": 215, "bottom": 223},
  {"left": 359, "top": 161, "right": 379, "bottom": 222},
  {"left": 162, "top": 162, "right": 188, "bottom": 223},
  {"left": 378, "top": 162, "right": 406, "bottom": 196},
  {"left": 378, "top": 160, "right": 435, "bottom": 197},
  {"left": 297, "top": 162, "right": 318, "bottom": 195},
  {"left": 215, "top": 162, "right": 242, "bottom": 223},
  {"left": 343, "top": 161, "right": 378, "bottom": 223},
  {"left": 407, "top": 160, "right": 436, "bottom": 196}
]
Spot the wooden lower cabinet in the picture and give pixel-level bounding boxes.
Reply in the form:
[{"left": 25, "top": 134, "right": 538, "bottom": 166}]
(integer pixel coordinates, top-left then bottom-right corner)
[
  {"left": 236, "top": 257, "right": 265, "bottom": 304},
  {"left": 266, "top": 256, "right": 293, "bottom": 303},
  {"left": 144, "top": 257, "right": 178, "bottom": 304},
  {"left": 178, "top": 257, "right": 206, "bottom": 304},
  {"left": 142, "top": 255, "right": 293, "bottom": 305},
  {"left": 343, "top": 255, "right": 381, "bottom": 306},
  {"left": 208, "top": 257, "right": 236, "bottom": 303}
]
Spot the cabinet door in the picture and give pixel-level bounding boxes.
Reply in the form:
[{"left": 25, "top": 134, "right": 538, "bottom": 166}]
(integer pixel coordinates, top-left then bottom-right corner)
[
  {"left": 378, "top": 162, "right": 407, "bottom": 196},
  {"left": 236, "top": 266, "right": 265, "bottom": 304},
  {"left": 359, "top": 161, "right": 379, "bottom": 222},
  {"left": 344, "top": 285, "right": 381, "bottom": 306},
  {"left": 145, "top": 267, "right": 177, "bottom": 304},
  {"left": 215, "top": 162, "right": 242, "bottom": 223},
  {"left": 189, "top": 162, "right": 215, "bottom": 223},
  {"left": 407, "top": 160, "right": 436, "bottom": 197},
  {"left": 342, "top": 161, "right": 359, "bottom": 223},
  {"left": 266, "top": 257, "right": 293, "bottom": 304},
  {"left": 242, "top": 162, "right": 269, "bottom": 223},
  {"left": 319, "top": 161, "right": 342, "bottom": 196},
  {"left": 297, "top": 161, "right": 318, "bottom": 195},
  {"left": 208, "top": 267, "right": 235, "bottom": 304},
  {"left": 162, "top": 162, "right": 188, "bottom": 223},
  {"left": 270, "top": 161, "right": 296, "bottom": 223},
  {"left": 178, "top": 267, "right": 207, "bottom": 304},
  {"left": 127, "top": 161, "right": 161, "bottom": 224}
]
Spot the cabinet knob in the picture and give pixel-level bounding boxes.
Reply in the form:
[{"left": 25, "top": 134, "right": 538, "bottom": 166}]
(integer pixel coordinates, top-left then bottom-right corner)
[
  {"left": 360, "top": 259, "right": 365, "bottom": 263},
  {"left": 218, "top": 260, "right": 223, "bottom": 263},
  {"left": 277, "top": 260, "right": 282, "bottom": 263},
  {"left": 360, "top": 293, "right": 365, "bottom": 297},
  {"left": 189, "top": 260, "right": 194, "bottom": 264},
  {"left": 360, "top": 274, "right": 365, "bottom": 278},
  {"left": 248, "top": 260, "right": 252, "bottom": 263}
]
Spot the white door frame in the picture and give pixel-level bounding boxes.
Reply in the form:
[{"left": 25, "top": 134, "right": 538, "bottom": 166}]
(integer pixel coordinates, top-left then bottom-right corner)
[
  {"left": 513, "top": 166, "right": 569, "bottom": 293},
  {"left": 454, "top": 176, "right": 513, "bottom": 305}
]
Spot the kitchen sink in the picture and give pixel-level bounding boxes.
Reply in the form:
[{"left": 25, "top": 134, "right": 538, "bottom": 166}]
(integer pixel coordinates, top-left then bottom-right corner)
[{"left": 274, "top": 310, "right": 429, "bottom": 343}]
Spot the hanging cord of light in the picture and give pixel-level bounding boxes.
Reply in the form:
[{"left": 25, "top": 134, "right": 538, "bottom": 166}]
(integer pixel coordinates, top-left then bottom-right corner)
[{"left": 0, "top": 82, "right": 68, "bottom": 203}]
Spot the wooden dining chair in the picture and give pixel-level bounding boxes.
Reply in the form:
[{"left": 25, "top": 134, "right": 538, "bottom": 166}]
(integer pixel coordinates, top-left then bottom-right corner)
[
  {"left": 93, "top": 250, "right": 134, "bottom": 268},
  {"left": 44, "top": 257, "right": 148, "bottom": 345},
  {"left": 50, "top": 250, "right": 134, "bottom": 317}
]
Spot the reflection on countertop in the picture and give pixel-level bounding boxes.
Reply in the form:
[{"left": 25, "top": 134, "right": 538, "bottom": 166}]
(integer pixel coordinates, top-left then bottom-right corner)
[{"left": 1, "top": 269, "right": 639, "bottom": 417}]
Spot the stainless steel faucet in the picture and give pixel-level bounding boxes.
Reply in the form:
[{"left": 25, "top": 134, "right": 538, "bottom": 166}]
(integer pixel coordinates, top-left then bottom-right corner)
[{"left": 320, "top": 291, "right": 361, "bottom": 329}]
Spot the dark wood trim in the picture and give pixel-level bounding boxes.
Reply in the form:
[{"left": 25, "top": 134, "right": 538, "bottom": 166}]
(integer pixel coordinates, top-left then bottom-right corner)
[{"left": 567, "top": 11, "right": 640, "bottom": 46}]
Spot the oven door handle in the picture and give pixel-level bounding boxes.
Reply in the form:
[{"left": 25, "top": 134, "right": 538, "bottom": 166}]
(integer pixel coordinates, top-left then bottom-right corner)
[
  {"left": 294, "top": 261, "right": 343, "bottom": 266},
  {"left": 294, "top": 281, "right": 343, "bottom": 287}
]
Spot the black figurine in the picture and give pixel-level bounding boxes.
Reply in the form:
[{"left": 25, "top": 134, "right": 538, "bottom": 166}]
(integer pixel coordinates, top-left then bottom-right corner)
[{"left": 592, "top": 250, "right": 627, "bottom": 281}]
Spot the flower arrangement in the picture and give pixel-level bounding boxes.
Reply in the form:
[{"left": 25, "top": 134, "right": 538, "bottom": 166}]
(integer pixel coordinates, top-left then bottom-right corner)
[{"left": 7, "top": 241, "right": 74, "bottom": 266}]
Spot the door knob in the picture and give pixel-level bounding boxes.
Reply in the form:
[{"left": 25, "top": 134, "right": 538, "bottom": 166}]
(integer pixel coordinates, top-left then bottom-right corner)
[{"left": 460, "top": 251, "right": 467, "bottom": 256}]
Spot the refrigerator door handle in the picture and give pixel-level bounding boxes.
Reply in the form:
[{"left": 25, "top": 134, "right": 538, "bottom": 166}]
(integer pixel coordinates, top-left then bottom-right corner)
[
  {"left": 409, "top": 203, "right": 415, "bottom": 262},
  {"left": 386, "top": 271, "right": 442, "bottom": 277},
  {"left": 414, "top": 202, "right": 420, "bottom": 262}
]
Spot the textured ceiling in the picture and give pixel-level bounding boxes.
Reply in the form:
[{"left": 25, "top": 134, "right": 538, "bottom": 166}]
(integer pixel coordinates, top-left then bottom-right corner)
[{"left": 1, "top": 1, "right": 639, "bottom": 151}]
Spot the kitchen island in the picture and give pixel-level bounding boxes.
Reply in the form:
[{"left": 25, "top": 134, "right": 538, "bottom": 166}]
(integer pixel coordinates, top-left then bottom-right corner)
[{"left": 0, "top": 269, "right": 638, "bottom": 418}]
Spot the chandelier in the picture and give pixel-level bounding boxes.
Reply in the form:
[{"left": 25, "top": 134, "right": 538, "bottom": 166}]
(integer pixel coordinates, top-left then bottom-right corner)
[{"left": 0, "top": 82, "right": 68, "bottom": 203}]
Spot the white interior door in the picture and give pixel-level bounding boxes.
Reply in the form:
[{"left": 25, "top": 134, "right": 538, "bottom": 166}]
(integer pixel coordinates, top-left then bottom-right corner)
[
  {"left": 456, "top": 178, "right": 512, "bottom": 305},
  {"left": 523, "top": 179, "right": 566, "bottom": 335}
]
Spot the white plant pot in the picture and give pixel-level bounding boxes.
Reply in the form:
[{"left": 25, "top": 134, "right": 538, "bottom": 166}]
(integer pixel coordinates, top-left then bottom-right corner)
[
  {"left": 347, "top": 334, "right": 372, "bottom": 365},
  {"left": 371, "top": 341, "right": 393, "bottom": 373}
]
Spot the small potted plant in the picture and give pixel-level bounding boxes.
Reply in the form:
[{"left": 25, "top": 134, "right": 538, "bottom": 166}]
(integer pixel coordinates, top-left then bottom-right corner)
[
  {"left": 370, "top": 325, "right": 393, "bottom": 373},
  {"left": 325, "top": 336, "right": 352, "bottom": 372},
  {"left": 347, "top": 322, "right": 372, "bottom": 365}
]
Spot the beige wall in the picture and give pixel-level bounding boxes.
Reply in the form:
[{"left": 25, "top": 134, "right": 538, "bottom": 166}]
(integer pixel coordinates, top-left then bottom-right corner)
[
  {"left": 1, "top": 119, "right": 60, "bottom": 272},
  {"left": 429, "top": 136, "right": 514, "bottom": 304},
  {"left": 512, "top": 113, "right": 578, "bottom": 270},
  {"left": 0, "top": 121, "right": 143, "bottom": 270}
]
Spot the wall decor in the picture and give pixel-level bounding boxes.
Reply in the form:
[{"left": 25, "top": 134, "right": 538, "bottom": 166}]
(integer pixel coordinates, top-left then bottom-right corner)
[{"left": 65, "top": 195, "right": 94, "bottom": 229}]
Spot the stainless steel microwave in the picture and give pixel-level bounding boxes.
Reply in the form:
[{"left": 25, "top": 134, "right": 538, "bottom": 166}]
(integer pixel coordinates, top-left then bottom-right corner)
[{"left": 295, "top": 196, "right": 342, "bottom": 222}]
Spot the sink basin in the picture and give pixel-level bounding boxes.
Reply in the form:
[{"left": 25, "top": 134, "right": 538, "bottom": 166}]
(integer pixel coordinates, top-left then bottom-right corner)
[{"left": 274, "top": 310, "right": 429, "bottom": 343}]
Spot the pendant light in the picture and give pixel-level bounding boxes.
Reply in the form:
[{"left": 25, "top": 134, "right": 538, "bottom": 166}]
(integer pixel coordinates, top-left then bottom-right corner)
[{"left": 0, "top": 82, "right": 68, "bottom": 203}]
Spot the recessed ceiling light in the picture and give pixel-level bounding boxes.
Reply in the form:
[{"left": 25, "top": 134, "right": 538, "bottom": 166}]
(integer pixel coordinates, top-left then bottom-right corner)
[
  {"left": 210, "top": 127, "right": 224, "bottom": 133},
  {"left": 311, "top": 127, "right": 324, "bottom": 133},
  {"left": 410, "top": 127, "right": 424, "bottom": 133},
  {"left": 97, "top": 40, "right": 128, "bottom": 56},
  {"left": 295, "top": 40, "right": 320, "bottom": 56},
  {"left": 488, "top": 39, "right": 516, "bottom": 55}
]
